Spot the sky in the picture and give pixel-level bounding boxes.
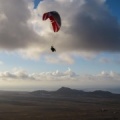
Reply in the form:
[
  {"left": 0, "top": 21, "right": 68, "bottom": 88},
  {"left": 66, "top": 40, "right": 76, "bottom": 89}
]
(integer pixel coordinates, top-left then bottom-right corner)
[{"left": 0, "top": 0, "right": 120, "bottom": 93}]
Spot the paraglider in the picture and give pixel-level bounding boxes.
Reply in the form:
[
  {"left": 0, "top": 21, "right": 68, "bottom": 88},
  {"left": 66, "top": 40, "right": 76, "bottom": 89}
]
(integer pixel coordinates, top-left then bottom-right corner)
[
  {"left": 51, "top": 46, "right": 56, "bottom": 52},
  {"left": 42, "top": 11, "right": 61, "bottom": 32},
  {"left": 42, "top": 11, "right": 61, "bottom": 52}
]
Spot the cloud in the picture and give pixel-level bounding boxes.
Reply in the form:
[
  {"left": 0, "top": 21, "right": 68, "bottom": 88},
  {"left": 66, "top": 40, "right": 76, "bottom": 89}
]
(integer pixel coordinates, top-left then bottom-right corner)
[
  {"left": 66, "top": 0, "right": 120, "bottom": 52},
  {"left": 30, "top": 0, "right": 120, "bottom": 60},
  {"left": 0, "top": 0, "right": 120, "bottom": 61},
  {"left": 99, "top": 57, "right": 111, "bottom": 63},
  {"left": 0, "top": 68, "right": 78, "bottom": 81},
  {"left": 0, "top": 68, "right": 120, "bottom": 92},
  {"left": 34, "top": 0, "right": 120, "bottom": 52},
  {"left": 99, "top": 54, "right": 120, "bottom": 64},
  {"left": 45, "top": 53, "right": 74, "bottom": 64},
  {"left": 0, "top": 0, "right": 46, "bottom": 51}
]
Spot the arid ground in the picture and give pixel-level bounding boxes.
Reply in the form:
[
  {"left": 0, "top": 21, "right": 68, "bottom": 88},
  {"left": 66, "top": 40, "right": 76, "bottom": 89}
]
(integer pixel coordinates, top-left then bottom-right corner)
[{"left": 0, "top": 89, "right": 120, "bottom": 120}]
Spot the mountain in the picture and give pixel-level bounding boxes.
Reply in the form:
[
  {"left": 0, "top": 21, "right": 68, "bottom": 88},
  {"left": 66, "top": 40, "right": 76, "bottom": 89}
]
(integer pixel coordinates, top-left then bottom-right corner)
[
  {"left": 55, "top": 87, "right": 84, "bottom": 95},
  {"left": 31, "top": 87, "right": 120, "bottom": 98}
]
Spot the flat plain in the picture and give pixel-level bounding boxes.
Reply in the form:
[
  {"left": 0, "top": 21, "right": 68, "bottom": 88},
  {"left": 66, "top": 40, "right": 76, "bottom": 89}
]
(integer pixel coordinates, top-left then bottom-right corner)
[{"left": 0, "top": 89, "right": 120, "bottom": 120}]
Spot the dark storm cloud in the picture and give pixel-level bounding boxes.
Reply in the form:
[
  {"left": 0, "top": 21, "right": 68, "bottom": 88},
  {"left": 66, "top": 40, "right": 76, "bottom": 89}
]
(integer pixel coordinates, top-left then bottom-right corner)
[
  {"left": 0, "top": 0, "right": 44, "bottom": 50},
  {"left": 0, "top": 0, "right": 120, "bottom": 55},
  {"left": 59, "top": 0, "right": 120, "bottom": 52}
]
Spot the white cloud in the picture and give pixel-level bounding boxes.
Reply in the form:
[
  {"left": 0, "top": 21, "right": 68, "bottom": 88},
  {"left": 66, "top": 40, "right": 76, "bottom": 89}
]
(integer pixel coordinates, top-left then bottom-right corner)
[
  {"left": 0, "top": 68, "right": 120, "bottom": 91},
  {"left": 45, "top": 53, "right": 74, "bottom": 64}
]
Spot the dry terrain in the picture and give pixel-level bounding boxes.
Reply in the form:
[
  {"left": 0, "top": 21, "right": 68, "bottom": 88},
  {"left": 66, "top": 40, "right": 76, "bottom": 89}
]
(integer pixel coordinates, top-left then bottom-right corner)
[{"left": 0, "top": 88, "right": 120, "bottom": 120}]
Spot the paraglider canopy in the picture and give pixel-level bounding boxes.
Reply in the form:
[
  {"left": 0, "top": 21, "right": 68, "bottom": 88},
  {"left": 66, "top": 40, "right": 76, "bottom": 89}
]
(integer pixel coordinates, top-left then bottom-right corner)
[{"left": 42, "top": 11, "right": 61, "bottom": 32}]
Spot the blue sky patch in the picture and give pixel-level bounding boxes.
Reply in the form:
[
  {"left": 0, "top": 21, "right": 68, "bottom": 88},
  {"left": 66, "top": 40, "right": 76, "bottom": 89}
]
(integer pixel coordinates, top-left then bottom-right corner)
[{"left": 33, "top": 0, "right": 42, "bottom": 9}]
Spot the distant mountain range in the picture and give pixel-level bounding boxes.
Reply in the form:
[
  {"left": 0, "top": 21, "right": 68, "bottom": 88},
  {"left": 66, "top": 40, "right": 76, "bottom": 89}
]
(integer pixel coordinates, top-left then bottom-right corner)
[{"left": 31, "top": 87, "right": 120, "bottom": 98}]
